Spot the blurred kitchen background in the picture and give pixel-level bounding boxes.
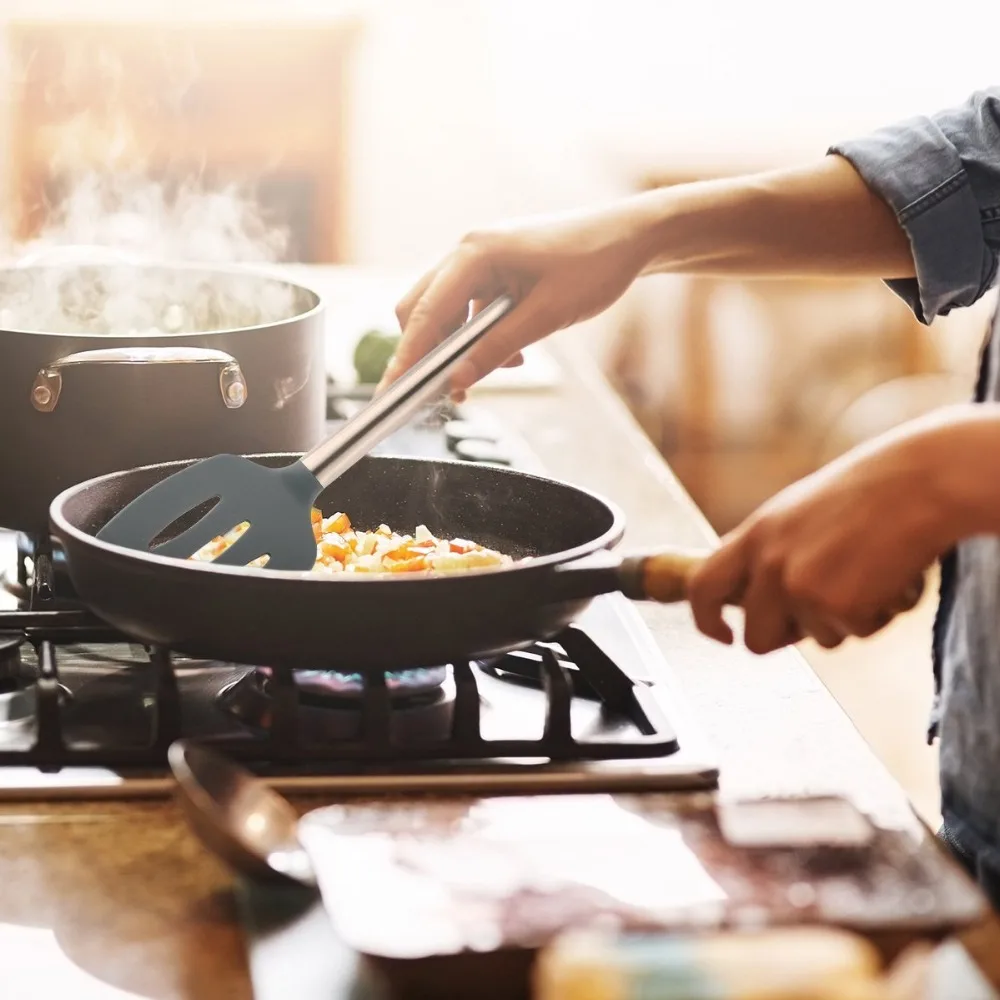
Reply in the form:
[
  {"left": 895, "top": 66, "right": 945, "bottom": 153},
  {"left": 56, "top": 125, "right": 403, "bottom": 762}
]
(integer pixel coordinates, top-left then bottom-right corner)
[{"left": 0, "top": 0, "right": 995, "bottom": 825}]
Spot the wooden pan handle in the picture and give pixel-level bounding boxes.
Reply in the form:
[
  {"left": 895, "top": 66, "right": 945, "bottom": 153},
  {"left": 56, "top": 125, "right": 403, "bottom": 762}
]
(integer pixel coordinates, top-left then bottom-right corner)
[
  {"left": 619, "top": 550, "right": 928, "bottom": 626},
  {"left": 618, "top": 548, "right": 709, "bottom": 604}
]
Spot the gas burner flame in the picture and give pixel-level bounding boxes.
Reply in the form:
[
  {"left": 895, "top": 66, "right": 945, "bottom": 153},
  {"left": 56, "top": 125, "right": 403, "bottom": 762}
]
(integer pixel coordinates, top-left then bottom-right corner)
[{"left": 259, "top": 665, "right": 449, "bottom": 701}]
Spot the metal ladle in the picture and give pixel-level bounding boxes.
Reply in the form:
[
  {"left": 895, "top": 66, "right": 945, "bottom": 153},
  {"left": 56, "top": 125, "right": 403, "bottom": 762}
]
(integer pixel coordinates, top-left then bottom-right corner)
[{"left": 167, "top": 739, "right": 317, "bottom": 888}]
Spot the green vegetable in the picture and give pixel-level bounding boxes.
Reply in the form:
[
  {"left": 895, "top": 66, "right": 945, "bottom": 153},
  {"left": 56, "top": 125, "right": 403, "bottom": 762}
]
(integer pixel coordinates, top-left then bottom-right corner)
[{"left": 353, "top": 328, "right": 400, "bottom": 384}]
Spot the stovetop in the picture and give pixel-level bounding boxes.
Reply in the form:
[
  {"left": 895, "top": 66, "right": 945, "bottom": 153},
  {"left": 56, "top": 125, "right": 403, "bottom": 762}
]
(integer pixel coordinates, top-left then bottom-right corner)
[{"left": 0, "top": 382, "right": 719, "bottom": 799}]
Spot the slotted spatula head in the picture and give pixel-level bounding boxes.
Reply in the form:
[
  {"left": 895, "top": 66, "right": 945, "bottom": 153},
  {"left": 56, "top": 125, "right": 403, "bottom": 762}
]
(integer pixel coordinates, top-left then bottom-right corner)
[
  {"left": 94, "top": 296, "right": 514, "bottom": 569},
  {"left": 97, "top": 453, "right": 323, "bottom": 571}
]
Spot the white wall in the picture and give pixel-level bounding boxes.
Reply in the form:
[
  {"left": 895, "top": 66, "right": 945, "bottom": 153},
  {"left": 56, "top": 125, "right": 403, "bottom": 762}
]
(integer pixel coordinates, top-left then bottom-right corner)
[
  {"left": 344, "top": 0, "right": 1000, "bottom": 265},
  {"left": 482, "top": 0, "right": 999, "bottom": 163}
]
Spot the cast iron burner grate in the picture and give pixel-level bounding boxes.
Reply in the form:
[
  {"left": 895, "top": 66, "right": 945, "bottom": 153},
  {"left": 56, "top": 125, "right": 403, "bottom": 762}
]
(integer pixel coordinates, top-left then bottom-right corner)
[
  {"left": 0, "top": 531, "right": 678, "bottom": 772},
  {"left": 0, "top": 610, "right": 678, "bottom": 771}
]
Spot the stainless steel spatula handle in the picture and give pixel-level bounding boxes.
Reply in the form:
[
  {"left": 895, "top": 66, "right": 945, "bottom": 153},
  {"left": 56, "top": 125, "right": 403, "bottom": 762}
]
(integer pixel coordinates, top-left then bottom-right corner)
[{"left": 301, "top": 295, "right": 514, "bottom": 488}]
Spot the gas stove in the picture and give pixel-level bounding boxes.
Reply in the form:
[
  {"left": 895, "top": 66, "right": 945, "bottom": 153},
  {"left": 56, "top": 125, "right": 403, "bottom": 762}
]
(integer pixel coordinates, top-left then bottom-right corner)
[{"left": 0, "top": 383, "right": 718, "bottom": 799}]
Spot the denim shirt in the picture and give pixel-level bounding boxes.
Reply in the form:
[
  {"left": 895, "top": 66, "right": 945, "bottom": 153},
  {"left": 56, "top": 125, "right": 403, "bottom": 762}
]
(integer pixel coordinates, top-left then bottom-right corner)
[{"left": 829, "top": 87, "right": 1000, "bottom": 900}]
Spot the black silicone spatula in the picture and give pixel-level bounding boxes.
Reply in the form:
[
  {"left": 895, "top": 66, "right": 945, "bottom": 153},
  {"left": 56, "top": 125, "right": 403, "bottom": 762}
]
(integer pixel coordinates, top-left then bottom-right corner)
[{"left": 96, "top": 295, "right": 514, "bottom": 570}]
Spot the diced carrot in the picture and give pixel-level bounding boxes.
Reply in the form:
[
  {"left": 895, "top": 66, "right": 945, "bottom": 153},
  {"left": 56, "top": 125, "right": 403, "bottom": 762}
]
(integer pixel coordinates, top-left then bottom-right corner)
[
  {"left": 385, "top": 542, "right": 436, "bottom": 561},
  {"left": 449, "top": 539, "right": 481, "bottom": 554},
  {"left": 310, "top": 508, "right": 322, "bottom": 523},
  {"left": 324, "top": 512, "right": 351, "bottom": 534},
  {"left": 387, "top": 555, "right": 429, "bottom": 573},
  {"left": 320, "top": 535, "right": 350, "bottom": 562}
]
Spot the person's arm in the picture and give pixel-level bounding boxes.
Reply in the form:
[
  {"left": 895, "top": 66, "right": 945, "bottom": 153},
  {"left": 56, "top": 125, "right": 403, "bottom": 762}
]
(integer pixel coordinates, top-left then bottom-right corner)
[
  {"left": 921, "top": 403, "right": 1000, "bottom": 539},
  {"left": 686, "top": 401, "right": 1000, "bottom": 655},
  {"left": 630, "top": 154, "right": 915, "bottom": 279},
  {"left": 381, "top": 159, "right": 910, "bottom": 396},
  {"left": 638, "top": 89, "right": 1000, "bottom": 320},
  {"left": 383, "top": 88, "right": 1000, "bottom": 394}
]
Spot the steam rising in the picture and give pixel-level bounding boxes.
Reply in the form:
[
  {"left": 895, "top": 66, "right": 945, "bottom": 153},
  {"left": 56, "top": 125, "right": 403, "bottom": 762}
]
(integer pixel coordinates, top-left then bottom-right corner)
[
  {"left": 0, "top": 170, "right": 303, "bottom": 336},
  {"left": 28, "top": 170, "right": 291, "bottom": 264},
  {"left": 2, "top": 20, "right": 304, "bottom": 339}
]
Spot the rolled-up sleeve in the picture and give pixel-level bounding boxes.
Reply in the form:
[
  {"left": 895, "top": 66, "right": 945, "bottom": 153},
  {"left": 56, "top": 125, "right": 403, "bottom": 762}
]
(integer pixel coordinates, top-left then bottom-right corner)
[{"left": 829, "top": 88, "right": 1000, "bottom": 323}]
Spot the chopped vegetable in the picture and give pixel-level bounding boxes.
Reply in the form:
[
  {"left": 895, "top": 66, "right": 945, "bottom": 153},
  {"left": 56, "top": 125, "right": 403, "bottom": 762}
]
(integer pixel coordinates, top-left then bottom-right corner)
[
  {"left": 190, "top": 508, "right": 515, "bottom": 574},
  {"left": 353, "top": 328, "right": 401, "bottom": 385}
]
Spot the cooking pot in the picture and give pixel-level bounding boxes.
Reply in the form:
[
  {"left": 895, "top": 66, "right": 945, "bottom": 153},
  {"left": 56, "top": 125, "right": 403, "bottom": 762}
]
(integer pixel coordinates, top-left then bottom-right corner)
[{"left": 0, "top": 247, "right": 326, "bottom": 535}]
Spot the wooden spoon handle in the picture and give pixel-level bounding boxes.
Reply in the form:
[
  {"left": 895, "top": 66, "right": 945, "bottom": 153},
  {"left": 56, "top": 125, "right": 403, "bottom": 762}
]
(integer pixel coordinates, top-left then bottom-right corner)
[{"left": 619, "top": 548, "right": 709, "bottom": 603}]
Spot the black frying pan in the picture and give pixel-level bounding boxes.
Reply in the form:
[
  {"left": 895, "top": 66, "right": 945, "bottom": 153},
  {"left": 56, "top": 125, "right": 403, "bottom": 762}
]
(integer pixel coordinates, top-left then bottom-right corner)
[{"left": 49, "top": 454, "right": 707, "bottom": 671}]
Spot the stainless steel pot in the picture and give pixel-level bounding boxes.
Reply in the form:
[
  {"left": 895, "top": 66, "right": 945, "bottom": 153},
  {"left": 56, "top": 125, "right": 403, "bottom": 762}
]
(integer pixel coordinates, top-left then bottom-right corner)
[{"left": 0, "top": 248, "right": 326, "bottom": 535}]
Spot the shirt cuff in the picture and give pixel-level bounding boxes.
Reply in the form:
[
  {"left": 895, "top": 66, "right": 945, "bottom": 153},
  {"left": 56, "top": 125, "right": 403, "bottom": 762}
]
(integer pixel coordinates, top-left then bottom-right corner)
[{"left": 829, "top": 117, "right": 996, "bottom": 324}]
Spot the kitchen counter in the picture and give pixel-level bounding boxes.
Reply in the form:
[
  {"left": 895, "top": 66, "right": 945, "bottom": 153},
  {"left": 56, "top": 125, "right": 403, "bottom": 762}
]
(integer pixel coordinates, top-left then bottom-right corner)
[{"left": 0, "top": 265, "right": 997, "bottom": 999}]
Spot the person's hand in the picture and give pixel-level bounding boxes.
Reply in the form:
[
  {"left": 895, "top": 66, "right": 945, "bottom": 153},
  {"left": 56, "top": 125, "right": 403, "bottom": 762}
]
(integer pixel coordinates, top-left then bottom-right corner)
[
  {"left": 686, "top": 411, "right": 973, "bottom": 655},
  {"left": 378, "top": 201, "right": 654, "bottom": 398}
]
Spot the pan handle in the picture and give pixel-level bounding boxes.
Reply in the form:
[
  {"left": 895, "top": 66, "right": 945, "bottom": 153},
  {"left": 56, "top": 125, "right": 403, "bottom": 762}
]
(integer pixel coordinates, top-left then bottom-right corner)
[
  {"left": 550, "top": 546, "right": 709, "bottom": 603},
  {"left": 616, "top": 549, "right": 925, "bottom": 615},
  {"left": 617, "top": 548, "right": 708, "bottom": 603}
]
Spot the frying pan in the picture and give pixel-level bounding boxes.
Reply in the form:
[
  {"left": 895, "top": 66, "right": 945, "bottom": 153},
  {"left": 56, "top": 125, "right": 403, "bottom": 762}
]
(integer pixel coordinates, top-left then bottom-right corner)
[{"left": 49, "top": 453, "right": 708, "bottom": 672}]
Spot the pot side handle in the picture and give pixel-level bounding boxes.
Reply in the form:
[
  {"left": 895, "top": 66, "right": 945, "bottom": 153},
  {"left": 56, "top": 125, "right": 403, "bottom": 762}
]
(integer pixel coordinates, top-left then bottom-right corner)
[{"left": 31, "top": 346, "right": 247, "bottom": 413}]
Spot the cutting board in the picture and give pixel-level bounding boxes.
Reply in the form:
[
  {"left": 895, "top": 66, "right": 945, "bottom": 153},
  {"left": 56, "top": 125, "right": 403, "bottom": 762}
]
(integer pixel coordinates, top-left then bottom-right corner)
[{"left": 296, "top": 793, "right": 985, "bottom": 968}]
